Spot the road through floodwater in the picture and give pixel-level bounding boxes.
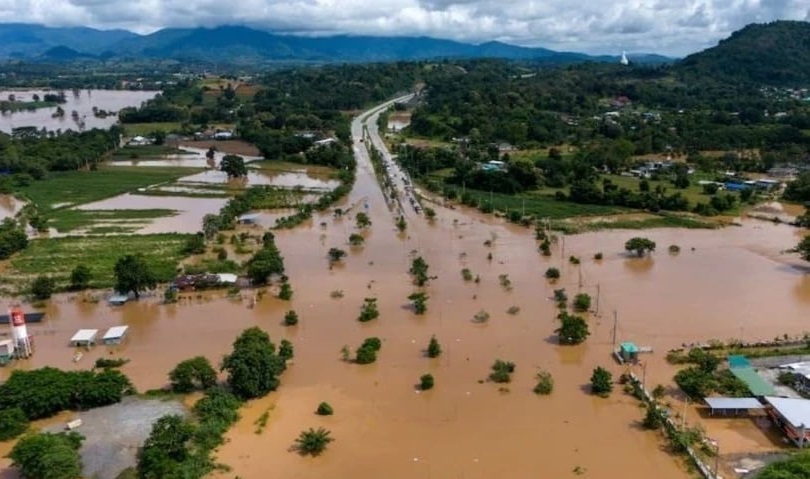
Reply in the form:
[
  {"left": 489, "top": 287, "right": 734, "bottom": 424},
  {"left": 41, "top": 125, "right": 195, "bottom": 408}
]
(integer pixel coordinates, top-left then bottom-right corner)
[{"left": 2, "top": 97, "right": 809, "bottom": 479}]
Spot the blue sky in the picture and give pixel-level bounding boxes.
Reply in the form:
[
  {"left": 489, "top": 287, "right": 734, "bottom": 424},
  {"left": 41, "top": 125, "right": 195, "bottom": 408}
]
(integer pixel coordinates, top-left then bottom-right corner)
[{"left": 1, "top": 0, "right": 809, "bottom": 56}]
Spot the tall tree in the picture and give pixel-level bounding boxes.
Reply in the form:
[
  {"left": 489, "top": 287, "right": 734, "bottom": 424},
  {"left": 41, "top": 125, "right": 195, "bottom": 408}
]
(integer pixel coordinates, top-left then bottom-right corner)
[
  {"left": 221, "top": 327, "right": 286, "bottom": 400},
  {"left": 9, "top": 432, "right": 83, "bottom": 479},
  {"left": 220, "top": 154, "right": 247, "bottom": 178},
  {"left": 114, "top": 254, "right": 157, "bottom": 299}
]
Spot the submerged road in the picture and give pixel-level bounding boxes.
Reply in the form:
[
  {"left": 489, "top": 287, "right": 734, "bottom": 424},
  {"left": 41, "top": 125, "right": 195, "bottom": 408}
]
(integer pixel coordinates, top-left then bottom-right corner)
[{"left": 351, "top": 93, "right": 417, "bottom": 219}]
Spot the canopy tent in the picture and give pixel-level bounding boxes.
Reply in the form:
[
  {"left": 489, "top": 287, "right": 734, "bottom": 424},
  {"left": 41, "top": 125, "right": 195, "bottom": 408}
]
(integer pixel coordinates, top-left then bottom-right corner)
[
  {"left": 102, "top": 326, "right": 129, "bottom": 345},
  {"left": 70, "top": 329, "right": 98, "bottom": 347}
]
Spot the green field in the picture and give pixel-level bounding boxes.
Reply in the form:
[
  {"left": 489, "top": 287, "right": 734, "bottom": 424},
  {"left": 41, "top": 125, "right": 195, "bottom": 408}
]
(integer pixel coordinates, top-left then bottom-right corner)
[
  {"left": 3, "top": 234, "right": 191, "bottom": 291},
  {"left": 250, "top": 160, "right": 338, "bottom": 178},
  {"left": 463, "top": 189, "right": 627, "bottom": 219},
  {"left": 48, "top": 209, "right": 179, "bottom": 233},
  {"left": 123, "top": 122, "right": 183, "bottom": 136},
  {"left": 15, "top": 166, "right": 201, "bottom": 210}
]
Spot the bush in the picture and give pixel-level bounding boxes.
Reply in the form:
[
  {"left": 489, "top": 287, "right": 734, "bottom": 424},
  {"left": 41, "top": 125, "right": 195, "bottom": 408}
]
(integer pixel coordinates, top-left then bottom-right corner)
[
  {"left": 0, "top": 407, "right": 29, "bottom": 440},
  {"left": 283, "top": 310, "right": 299, "bottom": 326},
  {"left": 316, "top": 402, "right": 334, "bottom": 416},
  {"left": 590, "top": 367, "right": 613, "bottom": 397},
  {"left": 355, "top": 337, "right": 382, "bottom": 364},
  {"left": 489, "top": 360, "right": 515, "bottom": 383},
  {"left": 328, "top": 247, "right": 346, "bottom": 263},
  {"left": 94, "top": 357, "right": 129, "bottom": 369},
  {"left": 358, "top": 297, "right": 379, "bottom": 322},
  {"left": 427, "top": 335, "right": 441, "bottom": 358},
  {"left": 168, "top": 356, "right": 217, "bottom": 393},
  {"left": 461, "top": 268, "right": 473, "bottom": 281},
  {"left": 348, "top": 233, "right": 364, "bottom": 246},
  {"left": 555, "top": 311, "right": 589, "bottom": 345},
  {"left": 545, "top": 267, "right": 560, "bottom": 280},
  {"left": 30, "top": 275, "right": 56, "bottom": 300},
  {"left": 573, "top": 293, "right": 591, "bottom": 312},
  {"left": 278, "top": 281, "right": 293, "bottom": 300},
  {"left": 294, "top": 427, "right": 333, "bottom": 456},
  {"left": 594, "top": 252, "right": 603, "bottom": 260},
  {"left": 69, "top": 265, "right": 92, "bottom": 291},
  {"left": 669, "top": 244, "right": 681, "bottom": 254},
  {"left": 420, "top": 374, "right": 434, "bottom": 390},
  {"left": 569, "top": 256, "right": 580, "bottom": 265},
  {"left": 533, "top": 370, "right": 554, "bottom": 395},
  {"left": 279, "top": 340, "right": 294, "bottom": 362}
]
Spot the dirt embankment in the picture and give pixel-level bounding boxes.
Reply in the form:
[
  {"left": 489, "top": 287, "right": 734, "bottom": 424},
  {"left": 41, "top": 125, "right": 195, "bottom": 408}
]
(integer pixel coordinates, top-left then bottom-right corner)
[{"left": 179, "top": 139, "right": 261, "bottom": 157}]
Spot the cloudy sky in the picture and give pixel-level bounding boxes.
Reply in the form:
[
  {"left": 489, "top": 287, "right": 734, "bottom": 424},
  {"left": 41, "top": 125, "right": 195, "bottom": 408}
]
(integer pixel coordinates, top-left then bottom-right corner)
[{"left": 2, "top": 0, "right": 809, "bottom": 56}]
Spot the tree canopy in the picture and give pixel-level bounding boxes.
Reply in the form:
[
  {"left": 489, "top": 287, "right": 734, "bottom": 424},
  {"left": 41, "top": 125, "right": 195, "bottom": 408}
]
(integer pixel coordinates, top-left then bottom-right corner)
[
  {"left": 221, "top": 327, "right": 287, "bottom": 400},
  {"left": 114, "top": 254, "right": 157, "bottom": 299},
  {"left": 168, "top": 356, "right": 218, "bottom": 394},
  {"left": 9, "top": 431, "right": 84, "bottom": 479},
  {"left": 220, "top": 154, "right": 247, "bottom": 178}
]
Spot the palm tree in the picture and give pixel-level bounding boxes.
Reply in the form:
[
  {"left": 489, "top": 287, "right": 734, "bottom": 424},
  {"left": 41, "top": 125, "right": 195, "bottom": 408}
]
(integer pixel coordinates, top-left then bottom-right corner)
[{"left": 294, "top": 427, "right": 334, "bottom": 456}]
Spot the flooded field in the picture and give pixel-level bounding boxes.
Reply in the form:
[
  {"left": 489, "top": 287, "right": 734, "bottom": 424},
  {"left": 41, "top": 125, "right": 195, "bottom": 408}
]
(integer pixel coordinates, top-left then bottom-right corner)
[
  {"left": 2, "top": 103, "right": 810, "bottom": 479},
  {"left": 74, "top": 193, "right": 228, "bottom": 234},
  {"left": 0, "top": 89, "right": 158, "bottom": 133}
]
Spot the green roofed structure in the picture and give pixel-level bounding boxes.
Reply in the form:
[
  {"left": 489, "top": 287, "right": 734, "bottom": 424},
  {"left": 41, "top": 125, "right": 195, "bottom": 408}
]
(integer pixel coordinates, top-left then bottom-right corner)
[{"left": 728, "top": 355, "right": 775, "bottom": 396}]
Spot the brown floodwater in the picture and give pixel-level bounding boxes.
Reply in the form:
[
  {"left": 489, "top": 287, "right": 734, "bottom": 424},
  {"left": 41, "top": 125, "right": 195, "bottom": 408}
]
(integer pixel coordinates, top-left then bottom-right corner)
[
  {"left": 71, "top": 193, "right": 228, "bottom": 235},
  {"left": 3, "top": 104, "right": 810, "bottom": 479},
  {"left": 0, "top": 90, "right": 158, "bottom": 133}
]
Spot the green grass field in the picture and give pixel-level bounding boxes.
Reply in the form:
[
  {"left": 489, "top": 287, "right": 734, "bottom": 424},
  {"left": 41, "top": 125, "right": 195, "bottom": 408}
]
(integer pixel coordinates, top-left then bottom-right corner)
[
  {"left": 463, "top": 189, "right": 627, "bottom": 219},
  {"left": 123, "top": 122, "right": 183, "bottom": 136},
  {"left": 15, "top": 165, "right": 201, "bottom": 210},
  {"left": 250, "top": 160, "right": 338, "bottom": 178},
  {"left": 48, "top": 209, "right": 178, "bottom": 233},
  {"left": 4, "top": 234, "right": 190, "bottom": 291}
]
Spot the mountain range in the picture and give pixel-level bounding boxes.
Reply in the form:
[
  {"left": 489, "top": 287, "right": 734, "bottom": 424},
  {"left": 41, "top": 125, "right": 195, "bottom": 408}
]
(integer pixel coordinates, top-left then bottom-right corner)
[{"left": 0, "top": 23, "right": 671, "bottom": 65}]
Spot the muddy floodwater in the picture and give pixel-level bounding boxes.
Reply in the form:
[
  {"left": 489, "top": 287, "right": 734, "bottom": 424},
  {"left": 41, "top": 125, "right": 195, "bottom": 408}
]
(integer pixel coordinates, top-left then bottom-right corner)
[
  {"left": 3, "top": 108, "right": 810, "bottom": 479},
  {"left": 0, "top": 89, "right": 158, "bottom": 133}
]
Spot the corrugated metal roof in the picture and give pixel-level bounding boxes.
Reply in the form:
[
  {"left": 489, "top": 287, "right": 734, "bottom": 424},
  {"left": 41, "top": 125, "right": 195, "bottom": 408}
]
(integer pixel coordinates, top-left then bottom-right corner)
[
  {"left": 765, "top": 396, "right": 810, "bottom": 428},
  {"left": 704, "top": 397, "right": 763, "bottom": 410},
  {"left": 620, "top": 342, "right": 638, "bottom": 353},
  {"left": 731, "top": 367, "right": 776, "bottom": 396},
  {"left": 103, "top": 326, "right": 129, "bottom": 341},
  {"left": 70, "top": 329, "right": 98, "bottom": 343},
  {"left": 728, "top": 355, "right": 751, "bottom": 369}
]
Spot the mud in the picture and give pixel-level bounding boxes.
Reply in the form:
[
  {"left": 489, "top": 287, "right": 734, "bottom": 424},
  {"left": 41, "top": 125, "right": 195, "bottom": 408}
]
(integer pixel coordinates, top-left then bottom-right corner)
[{"left": 2, "top": 100, "right": 810, "bottom": 479}]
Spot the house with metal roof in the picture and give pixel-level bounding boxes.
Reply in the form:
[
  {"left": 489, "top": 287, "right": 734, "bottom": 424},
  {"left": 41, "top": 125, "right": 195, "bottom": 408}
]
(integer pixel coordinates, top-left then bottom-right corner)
[{"left": 764, "top": 396, "right": 810, "bottom": 447}]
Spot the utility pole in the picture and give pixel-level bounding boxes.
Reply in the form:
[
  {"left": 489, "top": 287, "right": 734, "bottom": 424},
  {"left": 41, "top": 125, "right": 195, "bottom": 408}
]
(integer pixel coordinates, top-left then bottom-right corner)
[
  {"left": 612, "top": 310, "right": 618, "bottom": 346},
  {"left": 595, "top": 284, "right": 601, "bottom": 316},
  {"left": 578, "top": 266, "right": 583, "bottom": 291},
  {"left": 714, "top": 442, "right": 720, "bottom": 477}
]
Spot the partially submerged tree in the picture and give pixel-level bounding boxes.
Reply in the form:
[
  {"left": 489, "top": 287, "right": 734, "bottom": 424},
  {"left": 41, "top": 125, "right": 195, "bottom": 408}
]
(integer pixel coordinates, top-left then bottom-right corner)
[
  {"left": 408, "top": 291, "right": 428, "bottom": 314},
  {"left": 348, "top": 233, "right": 365, "bottom": 246},
  {"left": 294, "top": 427, "right": 334, "bottom": 456},
  {"left": 555, "top": 312, "right": 590, "bottom": 345},
  {"left": 168, "top": 356, "right": 217, "bottom": 393},
  {"left": 533, "top": 369, "right": 554, "bottom": 395},
  {"left": 624, "top": 237, "right": 656, "bottom": 257},
  {"left": 30, "top": 275, "right": 55, "bottom": 300},
  {"left": 220, "top": 154, "right": 247, "bottom": 178},
  {"left": 355, "top": 337, "right": 382, "bottom": 364},
  {"left": 316, "top": 402, "right": 333, "bottom": 416},
  {"left": 355, "top": 212, "right": 371, "bottom": 229},
  {"left": 283, "top": 310, "right": 299, "bottom": 326},
  {"left": 489, "top": 360, "right": 516, "bottom": 383},
  {"left": 420, "top": 374, "right": 434, "bottom": 390},
  {"left": 409, "top": 256, "right": 431, "bottom": 286},
  {"left": 427, "top": 335, "right": 442, "bottom": 358},
  {"left": 114, "top": 254, "right": 157, "bottom": 299},
  {"left": 221, "top": 327, "right": 287, "bottom": 400},
  {"left": 328, "top": 247, "right": 347, "bottom": 263},
  {"left": 358, "top": 297, "right": 379, "bottom": 322},
  {"left": 590, "top": 367, "right": 613, "bottom": 397}
]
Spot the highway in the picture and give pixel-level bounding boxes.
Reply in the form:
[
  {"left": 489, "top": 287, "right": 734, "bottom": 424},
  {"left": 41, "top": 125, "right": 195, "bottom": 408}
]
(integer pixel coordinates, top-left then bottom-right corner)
[{"left": 351, "top": 93, "right": 420, "bottom": 219}]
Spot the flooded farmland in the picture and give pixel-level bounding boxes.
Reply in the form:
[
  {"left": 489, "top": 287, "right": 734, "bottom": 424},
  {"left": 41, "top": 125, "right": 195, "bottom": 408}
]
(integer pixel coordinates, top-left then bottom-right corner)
[
  {"left": 0, "top": 89, "right": 158, "bottom": 133},
  {"left": 2, "top": 104, "right": 810, "bottom": 479}
]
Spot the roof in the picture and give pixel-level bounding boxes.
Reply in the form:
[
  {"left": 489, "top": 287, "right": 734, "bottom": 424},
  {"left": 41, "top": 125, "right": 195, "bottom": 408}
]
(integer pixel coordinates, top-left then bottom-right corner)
[
  {"left": 620, "top": 342, "right": 639, "bottom": 353},
  {"left": 728, "top": 355, "right": 751, "bottom": 369},
  {"left": 705, "top": 397, "right": 764, "bottom": 410},
  {"left": 70, "top": 329, "right": 99, "bottom": 343},
  {"left": 238, "top": 213, "right": 260, "bottom": 221},
  {"left": 216, "top": 273, "right": 238, "bottom": 284},
  {"left": 108, "top": 294, "right": 129, "bottom": 303},
  {"left": 730, "top": 367, "right": 776, "bottom": 396},
  {"left": 765, "top": 396, "right": 810, "bottom": 428},
  {"left": 103, "top": 326, "right": 129, "bottom": 341}
]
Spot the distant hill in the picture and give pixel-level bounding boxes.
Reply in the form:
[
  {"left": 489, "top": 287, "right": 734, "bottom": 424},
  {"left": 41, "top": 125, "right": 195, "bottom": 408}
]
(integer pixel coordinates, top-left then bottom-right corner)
[
  {"left": 677, "top": 20, "right": 810, "bottom": 85},
  {"left": 0, "top": 23, "right": 136, "bottom": 58},
  {"left": 0, "top": 23, "right": 670, "bottom": 65}
]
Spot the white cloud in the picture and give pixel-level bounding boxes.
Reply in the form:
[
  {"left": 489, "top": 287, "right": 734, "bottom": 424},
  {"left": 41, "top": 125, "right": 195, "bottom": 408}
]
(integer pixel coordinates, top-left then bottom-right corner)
[{"left": 0, "top": 0, "right": 808, "bottom": 56}]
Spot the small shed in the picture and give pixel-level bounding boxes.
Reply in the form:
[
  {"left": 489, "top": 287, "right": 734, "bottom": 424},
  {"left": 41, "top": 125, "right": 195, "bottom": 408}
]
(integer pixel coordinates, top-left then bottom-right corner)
[
  {"left": 216, "top": 273, "right": 238, "bottom": 284},
  {"left": 102, "top": 326, "right": 129, "bottom": 345},
  {"left": 70, "top": 329, "right": 98, "bottom": 347},
  {"left": 237, "top": 213, "right": 260, "bottom": 225},
  {"left": 619, "top": 342, "right": 639, "bottom": 363},
  {"left": 108, "top": 294, "right": 129, "bottom": 306}
]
